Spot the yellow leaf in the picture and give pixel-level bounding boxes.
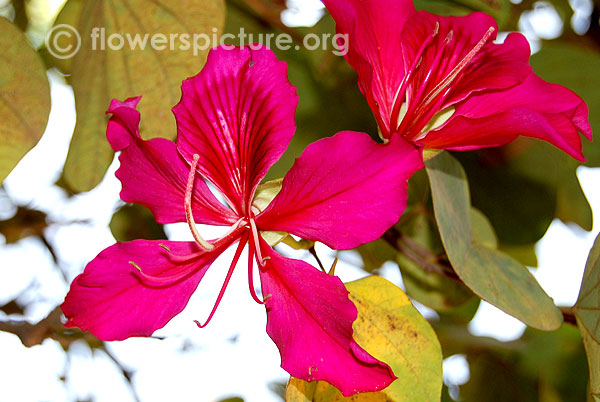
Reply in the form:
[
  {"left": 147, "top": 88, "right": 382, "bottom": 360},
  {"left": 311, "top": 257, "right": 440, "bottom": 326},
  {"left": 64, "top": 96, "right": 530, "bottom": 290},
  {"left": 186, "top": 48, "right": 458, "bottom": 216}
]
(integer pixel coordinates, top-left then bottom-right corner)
[{"left": 285, "top": 276, "right": 442, "bottom": 402}]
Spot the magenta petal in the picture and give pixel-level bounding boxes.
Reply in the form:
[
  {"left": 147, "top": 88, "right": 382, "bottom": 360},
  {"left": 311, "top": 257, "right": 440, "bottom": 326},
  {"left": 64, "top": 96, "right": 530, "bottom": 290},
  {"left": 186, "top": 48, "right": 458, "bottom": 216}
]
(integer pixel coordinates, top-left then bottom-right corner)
[
  {"left": 107, "top": 98, "right": 236, "bottom": 225},
  {"left": 61, "top": 240, "right": 227, "bottom": 341},
  {"left": 322, "top": 0, "right": 416, "bottom": 136},
  {"left": 423, "top": 74, "right": 592, "bottom": 160},
  {"left": 173, "top": 45, "right": 298, "bottom": 214},
  {"left": 257, "top": 131, "right": 423, "bottom": 249},
  {"left": 258, "top": 239, "right": 396, "bottom": 395}
]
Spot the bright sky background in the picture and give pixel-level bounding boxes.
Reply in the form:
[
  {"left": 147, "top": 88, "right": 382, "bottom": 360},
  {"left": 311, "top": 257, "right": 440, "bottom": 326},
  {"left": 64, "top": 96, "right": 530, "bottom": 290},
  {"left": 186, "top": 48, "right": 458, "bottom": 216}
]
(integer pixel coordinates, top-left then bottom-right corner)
[{"left": 0, "top": 1, "right": 598, "bottom": 401}]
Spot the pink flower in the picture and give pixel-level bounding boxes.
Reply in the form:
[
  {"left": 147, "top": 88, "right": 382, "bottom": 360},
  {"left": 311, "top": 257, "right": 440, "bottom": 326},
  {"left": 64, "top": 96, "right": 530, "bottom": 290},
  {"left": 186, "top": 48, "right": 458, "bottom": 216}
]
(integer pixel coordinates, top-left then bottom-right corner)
[
  {"left": 323, "top": 0, "right": 592, "bottom": 160},
  {"left": 61, "top": 45, "right": 424, "bottom": 395}
]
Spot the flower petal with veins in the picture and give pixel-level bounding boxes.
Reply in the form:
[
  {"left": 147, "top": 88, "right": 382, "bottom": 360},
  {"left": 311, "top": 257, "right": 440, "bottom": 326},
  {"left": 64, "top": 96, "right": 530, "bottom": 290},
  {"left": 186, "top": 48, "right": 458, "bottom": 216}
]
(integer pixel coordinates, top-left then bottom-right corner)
[{"left": 258, "top": 238, "right": 396, "bottom": 396}]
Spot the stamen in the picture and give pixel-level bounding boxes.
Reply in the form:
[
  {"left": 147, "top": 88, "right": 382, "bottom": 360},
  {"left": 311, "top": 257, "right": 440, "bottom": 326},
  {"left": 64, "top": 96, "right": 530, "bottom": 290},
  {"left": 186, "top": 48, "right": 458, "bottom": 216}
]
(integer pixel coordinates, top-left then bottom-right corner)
[
  {"left": 403, "top": 26, "right": 495, "bottom": 140},
  {"left": 391, "top": 22, "right": 439, "bottom": 131},
  {"left": 422, "top": 26, "right": 495, "bottom": 108},
  {"left": 221, "top": 218, "right": 248, "bottom": 240},
  {"left": 247, "top": 239, "right": 266, "bottom": 305},
  {"left": 185, "top": 154, "right": 215, "bottom": 251},
  {"left": 194, "top": 236, "right": 248, "bottom": 328},
  {"left": 249, "top": 218, "right": 267, "bottom": 268},
  {"left": 129, "top": 261, "right": 142, "bottom": 272},
  {"left": 160, "top": 248, "right": 211, "bottom": 263},
  {"left": 129, "top": 260, "right": 197, "bottom": 286},
  {"left": 156, "top": 219, "right": 247, "bottom": 264},
  {"left": 398, "top": 25, "right": 452, "bottom": 135}
]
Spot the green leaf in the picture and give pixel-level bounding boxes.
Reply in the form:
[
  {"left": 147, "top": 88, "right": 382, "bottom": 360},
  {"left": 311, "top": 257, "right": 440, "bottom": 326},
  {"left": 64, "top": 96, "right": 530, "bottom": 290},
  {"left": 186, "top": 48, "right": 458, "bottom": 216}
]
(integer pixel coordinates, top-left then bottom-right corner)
[
  {"left": 60, "top": 0, "right": 225, "bottom": 192},
  {"left": 285, "top": 276, "right": 443, "bottom": 402},
  {"left": 426, "top": 152, "right": 562, "bottom": 331},
  {"left": 0, "top": 17, "right": 50, "bottom": 183},
  {"left": 109, "top": 203, "right": 166, "bottom": 242},
  {"left": 574, "top": 234, "right": 600, "bottom": 397},
  {"left": 396, "top": 210, "right": 474, "bottom": 311},
  {"left": 356, "top": 238, "right": 397, "bottom": 273},
  {"left": 471, "top": 207, "right": 497, "bottom": 249},
  {"left": 398, "top": 253, "right": 474, "bottom": 311},
  {"left": 498, "top": 243, "right": 538, "bottom": 268}
]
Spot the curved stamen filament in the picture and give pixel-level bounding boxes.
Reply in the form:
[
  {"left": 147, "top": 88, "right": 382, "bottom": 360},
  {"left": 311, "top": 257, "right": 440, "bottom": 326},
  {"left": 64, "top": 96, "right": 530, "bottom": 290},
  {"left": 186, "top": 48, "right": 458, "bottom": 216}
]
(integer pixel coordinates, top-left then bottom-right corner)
[
  {"left": 185, "top": 154, "right": 215, "bottom": 251},
  {"left": 249, "top": 218, "right": 269, "bottom": 267},
  {"left": 395, "top": 25, "right": 495, "bottom": 141},
  {"left": 247, "top": 238, "right": 266, "bottom": 305},
  {"left": 156, "top": 219, "right": 247, "bottom": 265},
  {"left": 391, "top": 22, "right": 439, "bottom": 133},
  {"left": 421, "top": 26, "right": 495, "bottom": 108},
  {"left": 399, "top": 27, "right": 453, "bottom": 136},
  {"left": 157, "top": 244, "right": 210, "bottom": 263},
  {"left": 194, "top": 235, "right": 248, "bottom": 328},
  {"left": 129, "top": 260, "right": 197, "bottom": 286}
]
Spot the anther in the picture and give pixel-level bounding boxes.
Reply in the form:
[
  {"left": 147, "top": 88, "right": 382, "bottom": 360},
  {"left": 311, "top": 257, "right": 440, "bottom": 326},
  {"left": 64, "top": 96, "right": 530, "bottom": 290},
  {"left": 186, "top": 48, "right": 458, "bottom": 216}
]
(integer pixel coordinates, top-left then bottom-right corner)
[
  {"left": 185, "top": 154, "right": 215, "bottom": 251},
  {"left": 444, "top": 30, "right": 454, "bottom": 44},
  {"left": 158, "top": 243, "right": 171, "bottom": 252},
  {"left": 129, "top": 261, "right": 142, "bottom": 272},
  {"left": 129, "top": 259, "right": 197, "bottom": 286}
]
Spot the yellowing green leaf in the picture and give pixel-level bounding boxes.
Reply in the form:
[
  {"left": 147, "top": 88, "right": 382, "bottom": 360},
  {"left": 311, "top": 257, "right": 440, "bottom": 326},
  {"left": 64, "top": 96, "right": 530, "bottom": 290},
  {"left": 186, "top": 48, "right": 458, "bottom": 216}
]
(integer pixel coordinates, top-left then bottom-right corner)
[
  {"left": 0, "top": 17, "right": 50, "bottom": 182},
  {"left": 348, "top": 276, "right": 442, "bottom": 402},
  {"left": 60, "top": 0, "right": 225, "bottom": 192},
  {"left": 285, "top": 276, "right": 442, "bottom": 402},
  {"left": 286, "top": 378, "right": 390, "bottom": 402},
  {"left": 426, "top": 152, "right": 562, "bottom": 331},
  {"left": 253, "top": 178, "right": 282, "bottom": 212},
  {"left": 574, "top": 234, "right": 600, "bottom": 398},
  {"left": 254, "top": 178, "right": 288, "bottom": 246}
]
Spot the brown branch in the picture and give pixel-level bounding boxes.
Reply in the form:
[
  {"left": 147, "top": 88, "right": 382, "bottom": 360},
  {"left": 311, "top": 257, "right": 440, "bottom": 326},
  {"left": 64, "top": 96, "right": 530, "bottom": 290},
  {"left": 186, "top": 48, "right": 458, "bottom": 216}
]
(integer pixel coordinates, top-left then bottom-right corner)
[
  {"left": 560, "top": 306, "right": 578, "bottom": 326},
  {"left": 0, "top": 307, "right": 63, "bottom": 347},
  {"left": 0, "top": 307, "right": 103, "bottom": 348}
]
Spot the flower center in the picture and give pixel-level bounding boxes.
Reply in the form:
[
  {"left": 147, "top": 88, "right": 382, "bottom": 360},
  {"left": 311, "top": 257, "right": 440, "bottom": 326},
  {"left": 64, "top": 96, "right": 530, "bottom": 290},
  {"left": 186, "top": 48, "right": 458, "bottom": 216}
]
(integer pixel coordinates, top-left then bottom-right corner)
[
  {"left": 390, "top": 24, "right": 495, "bottom": 142},
  {"left": 129, "top": 153, "right": 273, "bottom": 328}
]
